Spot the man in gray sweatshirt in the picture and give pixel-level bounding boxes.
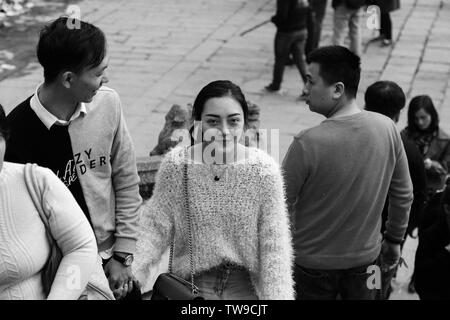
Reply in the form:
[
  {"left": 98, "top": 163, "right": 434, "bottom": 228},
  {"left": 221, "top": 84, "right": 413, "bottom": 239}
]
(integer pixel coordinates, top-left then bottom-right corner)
[{"left": 282, "top": 46, "right": 413, "bottom": 300}]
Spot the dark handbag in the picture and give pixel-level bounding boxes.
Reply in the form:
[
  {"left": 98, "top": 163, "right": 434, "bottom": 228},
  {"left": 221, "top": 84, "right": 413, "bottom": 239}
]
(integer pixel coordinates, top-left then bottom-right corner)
[
  {"left": 151, "top": 156, "right": 204, "bottom": 300},
  {"left": 151, "top": 273, "right": 203, "bottom": 300}
]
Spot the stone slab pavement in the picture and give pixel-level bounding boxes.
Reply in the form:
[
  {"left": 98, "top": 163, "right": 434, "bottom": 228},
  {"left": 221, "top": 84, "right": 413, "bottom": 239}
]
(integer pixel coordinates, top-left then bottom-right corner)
[{"left": 1, "top": 0, "right": 450, "bottom": 299}]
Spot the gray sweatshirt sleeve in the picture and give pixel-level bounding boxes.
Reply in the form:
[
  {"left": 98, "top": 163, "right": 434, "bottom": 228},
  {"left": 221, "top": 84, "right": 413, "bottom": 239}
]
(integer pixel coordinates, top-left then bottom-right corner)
[
  {"left": 282, "top": 137, "right": 309, "bottom": 223},
  {"left": 110, "top": 92, "right": 143, "bottom": 254},
  {"left": 385, "top": 129, "right": 414, "bottom": 243}
]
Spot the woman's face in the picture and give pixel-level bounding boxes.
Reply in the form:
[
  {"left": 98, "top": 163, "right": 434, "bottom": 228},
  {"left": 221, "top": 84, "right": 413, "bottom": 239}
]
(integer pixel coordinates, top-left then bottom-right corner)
[
  {"left": 200, "top": 96, "right": 245, "bottom": 155},
  {"left": 0, "top": 135, "right": 5, "bottom": 173},
  {"left": 414, "top": 108, "right": 432, "bottom": 131}
]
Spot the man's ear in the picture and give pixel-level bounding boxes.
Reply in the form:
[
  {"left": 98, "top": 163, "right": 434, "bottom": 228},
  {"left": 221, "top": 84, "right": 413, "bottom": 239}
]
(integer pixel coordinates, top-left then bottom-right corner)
[
  {"left": 332, "top": 82, "right": 345, "bottom": 100},
  {"left": 61, "top": 71, "right": 74, "bottom": 89}
]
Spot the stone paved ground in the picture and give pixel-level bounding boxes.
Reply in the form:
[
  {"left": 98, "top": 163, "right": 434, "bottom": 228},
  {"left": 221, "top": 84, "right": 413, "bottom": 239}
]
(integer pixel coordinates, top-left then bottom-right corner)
[{"left": 1, "top": 0, "right": 449, "bottom": 299}]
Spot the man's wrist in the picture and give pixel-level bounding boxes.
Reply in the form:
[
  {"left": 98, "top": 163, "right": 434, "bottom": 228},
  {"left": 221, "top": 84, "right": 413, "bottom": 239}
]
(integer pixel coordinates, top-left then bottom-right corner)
[
  {"left": 113, "top": 252, "right": 134, "bottom": 266},
  {"left": 383, "top": 233, "right": 403, "bottom": 245},
  {"left": 114, "top": 251, "right": 132, "bottom": 258}
]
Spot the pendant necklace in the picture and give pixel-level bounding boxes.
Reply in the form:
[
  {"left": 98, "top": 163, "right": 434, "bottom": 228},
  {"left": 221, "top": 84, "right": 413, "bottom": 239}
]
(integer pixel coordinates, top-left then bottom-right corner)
[{"left": 210, "top": 164, "right": 227, "bottom": 181}]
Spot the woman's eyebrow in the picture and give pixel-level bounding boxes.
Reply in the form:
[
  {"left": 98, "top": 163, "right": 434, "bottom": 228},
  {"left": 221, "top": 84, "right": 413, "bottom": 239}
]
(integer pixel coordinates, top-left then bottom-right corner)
[{"left": 204, "top": 113, "right": 241, "bottom": 117}]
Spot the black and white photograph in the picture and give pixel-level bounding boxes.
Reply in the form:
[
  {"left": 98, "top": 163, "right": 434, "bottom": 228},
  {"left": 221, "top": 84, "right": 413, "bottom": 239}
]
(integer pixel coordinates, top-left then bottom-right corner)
[{"left": 1, "top": 0, "right": 450, "bottom": 307}]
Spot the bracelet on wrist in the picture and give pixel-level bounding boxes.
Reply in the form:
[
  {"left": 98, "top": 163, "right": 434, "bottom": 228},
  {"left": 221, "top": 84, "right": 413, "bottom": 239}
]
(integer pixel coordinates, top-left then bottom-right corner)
[{"left": 383, "top": 234, "right": 403, "bottom": 245}]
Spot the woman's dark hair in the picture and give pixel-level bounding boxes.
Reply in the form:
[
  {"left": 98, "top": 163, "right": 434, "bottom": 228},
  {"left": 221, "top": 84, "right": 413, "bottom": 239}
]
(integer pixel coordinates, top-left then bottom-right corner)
[
  {"left": 406, "top": 95, "right": 439, "bottom": 133},
  {"left": 0, "top": 103, "right": 8, "bottom": 140},
  {"left": 190, "top": 80, "right": 249, "bottom": 144},
  {"left": 37, "top": 17, "right": 106, "bottom": 83},
  {"left": 364, "top": 81, "right": 406, "bottom": 119}
]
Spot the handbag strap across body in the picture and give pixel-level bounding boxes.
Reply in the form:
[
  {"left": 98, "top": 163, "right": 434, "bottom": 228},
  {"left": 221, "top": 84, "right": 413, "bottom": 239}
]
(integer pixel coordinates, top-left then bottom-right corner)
[{"left": 167, "top": 150, "right": 198, "bottom": 295}]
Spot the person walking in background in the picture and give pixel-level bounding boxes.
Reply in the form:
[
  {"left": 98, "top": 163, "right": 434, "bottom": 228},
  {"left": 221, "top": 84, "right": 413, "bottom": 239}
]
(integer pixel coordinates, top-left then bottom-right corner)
[
  {"left": 5, "top": 17, "right": 142, "bottom": 300},
  {"left": 364, "top": 81, "right": 427, "bottom": 299},
  {"left": 400, "top": 96, "right": 450, "bottom": 295},
  {"left": 305, "top": 0, "right": 328, "bottom": 54},
  {"left": 265, "top": 0, "right": 311, "bottom": 99},
  {"left": 134, "top": 80, "right": 294, "bottom": 300},
  {"left": 283, "top": 46, "right": 413, "bottom": 300},
  {"left": 367, "top": 0, "right": 400, "bottom": 46},
  {"left": 0, "top": 103, "right": 100, "bottom": 300},
  {"left": 414, "top": 182, "right": 450, "bottom": 299},
  {"left": 401, "top": 95, "right": 450, "bottom": 196},
  {"left": 331, "top": 0, "right": 365, "bottom": 56}
]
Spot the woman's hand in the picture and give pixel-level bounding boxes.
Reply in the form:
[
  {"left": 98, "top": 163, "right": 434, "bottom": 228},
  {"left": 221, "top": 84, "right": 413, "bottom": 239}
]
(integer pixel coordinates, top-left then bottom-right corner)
[
  {"left": 424, "top": 158, "right": 447, "bottom": 174},
  {"left": 430, "top": 160, "right": 447, "bottom": 175},
  {"left": 424, "top": 158, "right": 432, "bottom": 169}
]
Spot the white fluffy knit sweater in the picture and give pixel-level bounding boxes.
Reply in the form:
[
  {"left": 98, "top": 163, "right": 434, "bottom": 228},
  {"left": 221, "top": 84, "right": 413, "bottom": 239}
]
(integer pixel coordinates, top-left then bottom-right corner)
[{"left": 134, "top": 146, "right": 294, "bottom": 300}]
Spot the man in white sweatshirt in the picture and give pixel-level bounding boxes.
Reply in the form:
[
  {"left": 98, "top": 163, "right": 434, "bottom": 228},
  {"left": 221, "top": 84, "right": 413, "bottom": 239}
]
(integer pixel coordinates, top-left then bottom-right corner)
[{"left": 5, "top": 17, "right": 142, "bottom": 300}]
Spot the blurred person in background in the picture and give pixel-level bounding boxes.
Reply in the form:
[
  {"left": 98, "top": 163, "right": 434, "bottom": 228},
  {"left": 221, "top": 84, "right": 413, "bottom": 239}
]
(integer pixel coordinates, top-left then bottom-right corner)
[
  {"left": 364, "top": 81, "right": 427, "bottom": 299},
  {"left": 401, "top": 95, "right": 450, "bottom": 197},
  {"left": 266, "top": 0, "right": 311, "bottom": 100},
  {"left": 367, "top": 0, "right": 401, "bottom": 46},
  {"left": 331, "top": 0, "right": 366, "bottom": 56}
]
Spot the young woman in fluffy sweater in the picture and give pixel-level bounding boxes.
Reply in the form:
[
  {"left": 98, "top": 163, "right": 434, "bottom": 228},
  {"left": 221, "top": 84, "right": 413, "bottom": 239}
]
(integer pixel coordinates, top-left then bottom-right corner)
[{"left": 134, "top": 80, "right": 294, "bottom": 300}]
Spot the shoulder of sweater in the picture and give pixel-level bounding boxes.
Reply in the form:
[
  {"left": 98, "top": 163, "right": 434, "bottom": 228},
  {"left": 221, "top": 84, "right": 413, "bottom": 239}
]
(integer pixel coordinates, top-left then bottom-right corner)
[
  {"left": 6, "top": 96, "right": 34, "bottom": 123},
  {"left": 437, "top": 128, "right": 450, "bottom": 141},
  {"left": 164, "top": 146, "right": 186, "bottom": 164},
  {"left": 247, "top": 147, "right": 276, "bottom": 165},
  {"left": 3, "top": 161, "right": 24, "bottom": 175},
  {"left": 25, "top": 164, "right": 60, "bottom": 188},
  {"left": 33, "top": 164, "right": 57, "bottom": 179},
  {"left": 363, "top": 110, "right": 395, "bottom": 124},
  {"left": 293, "top": 125, "right": 322, "bottom": 142},
  {"left": 246, "top": 147, "right": 282, "bottom": 177},
  {"left": 157, "top": 146, "right": 185, "bottom": 174},
  {"left": 295, "top": 111, "right": 396, "bottom": 140},
  {"left": 86, "top": 86, "right": 121, "bottom": 112},
  {"left": 3, "top": 162, "right": 56, "bottom": 186},
  {"left": 96, "top": 86, "right": 118, "bottom": 96}
]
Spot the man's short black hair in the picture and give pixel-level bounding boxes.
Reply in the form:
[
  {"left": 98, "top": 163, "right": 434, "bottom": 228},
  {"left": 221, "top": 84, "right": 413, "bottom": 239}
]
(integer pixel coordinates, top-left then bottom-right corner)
[
  {"left": 0, "top": 103, "right": 8, "bottom": 140},
  {"left": 306, "top": 45, "right": 361, "bottom": 98},
  {"left": 37, "top": 17, "right": 106, "bottom": 83},
  {"left": 364, "top": 81, "right": 406, "bottom": 119}
]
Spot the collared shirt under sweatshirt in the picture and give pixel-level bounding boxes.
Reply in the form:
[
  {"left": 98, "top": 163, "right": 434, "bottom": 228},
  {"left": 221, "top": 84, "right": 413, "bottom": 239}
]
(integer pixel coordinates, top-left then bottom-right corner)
[
  {"left": 5, "top": 86, "right": 142, "bottom": 255},
  {"left": 282, "top": 111, "right": 413, "bottom": 270}
]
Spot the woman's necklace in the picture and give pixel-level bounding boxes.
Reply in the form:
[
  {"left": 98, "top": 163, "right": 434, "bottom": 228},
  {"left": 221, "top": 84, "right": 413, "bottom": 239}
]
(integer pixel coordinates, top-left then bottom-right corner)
[{"left": 210, "top": 164, "right": 227, "bottom": 181}]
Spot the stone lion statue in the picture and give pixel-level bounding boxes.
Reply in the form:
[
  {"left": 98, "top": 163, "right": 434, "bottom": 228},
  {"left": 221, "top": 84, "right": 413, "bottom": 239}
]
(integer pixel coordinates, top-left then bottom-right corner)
[{"left": 149, "top": 103, "right": 193, "bottom": 156}]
